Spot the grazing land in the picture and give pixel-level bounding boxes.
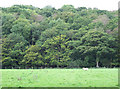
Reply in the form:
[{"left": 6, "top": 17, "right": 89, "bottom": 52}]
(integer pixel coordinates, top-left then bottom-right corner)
[{"left": 1, "top": 68, "right": 118, "bottom": 87}]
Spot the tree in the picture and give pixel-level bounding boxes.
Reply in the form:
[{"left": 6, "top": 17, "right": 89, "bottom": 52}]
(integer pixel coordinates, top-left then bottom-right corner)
[
  {"left": 56, "top": 12, "right": 75, "bottom": 23},
  {"left": 40, "top": 5, "right": 56, "bottom": 17},
  {"left": 30, "top": 23, "right": 42, "bottom": 45},
  {"left": 10, "top": 17, "right": 31, "bottom": 44},
  {"left": 71, "top": 17, "right": 91, "bottom": 30},
  {"left": 59, "top": 5, "right": 75, "bottom": 12},
  {"left": 2, "top": 33, "right": 28, "bottom": 68},
  {"left": 77, "top": 30, "right": 116, "bottom": 67},
  {"left": 2, "top": 13, "right": 16, "bottom": 36},
  {"left": 42, "top": 35, "right": 71, "bottom": 67},
  {"left": 1, "top": 5, "right": 118, "bottom": 68},
  {"left": 22, "top": 45, "right": 43, "bottom": 68}
]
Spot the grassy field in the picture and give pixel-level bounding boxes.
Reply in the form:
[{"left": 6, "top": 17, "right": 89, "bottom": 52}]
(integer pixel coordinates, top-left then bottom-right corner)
[{"left": 1, "top": 68, "right": 118, "bottom": 87}]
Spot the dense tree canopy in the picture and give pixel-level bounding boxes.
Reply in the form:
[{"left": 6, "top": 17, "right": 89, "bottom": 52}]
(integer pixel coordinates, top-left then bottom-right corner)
[{"left": 1, "top": 5, "right": 118, "bottom": 68}]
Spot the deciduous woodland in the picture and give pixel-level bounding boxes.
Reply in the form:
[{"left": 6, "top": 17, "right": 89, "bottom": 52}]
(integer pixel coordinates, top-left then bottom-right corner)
[{"left": 0, "top": 5, "right": 118, "bottom": 68}]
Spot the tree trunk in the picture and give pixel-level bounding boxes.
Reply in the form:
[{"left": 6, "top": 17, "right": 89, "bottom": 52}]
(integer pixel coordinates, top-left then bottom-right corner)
[
  {"left": 57, "top": 65, "right": 59, "bottom": 68},
  {"left": 96, "top": 61, "right": 99, "bottom": 68}
]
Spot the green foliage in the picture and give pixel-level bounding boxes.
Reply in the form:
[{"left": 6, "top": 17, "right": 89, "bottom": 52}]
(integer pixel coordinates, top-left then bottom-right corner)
[
  {"left": 2, "top": 13, "right": 16, "bottom": 35},
  {"left": 11, "top": 18, "right": 31, "bottom": 43},
  {"left": 22, "top": 45, "right": 43, "bottom": 67},
  {"left": 42, "top": 35, "right": 71, "bottom": 67},
  {"left": 60, "top": 5, "right": 75, "bottom": 12},
  {"left": 77, "top": 30, "right": 117, "bottom": 67},
  {"left": 105, "top": 17, "right": 118, "bottom": 31},
  {"left": 40, "top": 5, "right": 56, "bottom": 17},
  {"left": 2, "top": 33, "right": 28, "bottom": 68},
  {"left": 1, "top": 5, "right": 118, "bottom": 68}
]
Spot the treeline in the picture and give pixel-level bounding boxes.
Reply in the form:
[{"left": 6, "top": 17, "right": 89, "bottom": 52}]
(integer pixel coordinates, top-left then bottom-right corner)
[{"left": 0, "top": 5, "right": 118, "bottom": 68}]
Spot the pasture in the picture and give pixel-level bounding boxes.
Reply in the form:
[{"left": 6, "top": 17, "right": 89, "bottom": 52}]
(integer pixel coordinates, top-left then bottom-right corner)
[{"left": 1, "top": 68, "right": 118, "bottom": 87}]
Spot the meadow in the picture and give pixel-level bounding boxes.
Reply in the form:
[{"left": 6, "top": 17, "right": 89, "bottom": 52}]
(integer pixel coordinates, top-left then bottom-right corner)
[{"left": 1, "top": 68, "right": 118, "bottom": 87}]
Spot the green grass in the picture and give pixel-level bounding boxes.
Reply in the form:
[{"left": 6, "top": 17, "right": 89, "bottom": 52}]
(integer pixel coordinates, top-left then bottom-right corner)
[{"left": 1, "top": 68, "right": 118, "bottom": 87}]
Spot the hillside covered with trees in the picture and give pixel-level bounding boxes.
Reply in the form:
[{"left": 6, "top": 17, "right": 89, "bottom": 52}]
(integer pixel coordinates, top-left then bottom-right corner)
[{"left": 0, "top": 5, "right": 118, "bottom": 68}]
